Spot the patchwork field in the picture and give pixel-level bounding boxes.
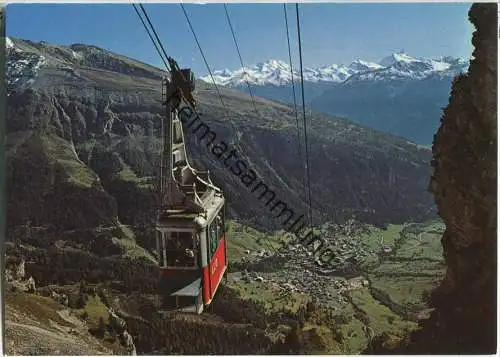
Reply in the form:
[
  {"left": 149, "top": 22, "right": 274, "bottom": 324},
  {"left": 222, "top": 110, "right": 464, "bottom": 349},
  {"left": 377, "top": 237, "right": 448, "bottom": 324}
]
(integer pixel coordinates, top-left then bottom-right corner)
[{"left": 224, "top": 219, "right": 445, "bottom": 353}]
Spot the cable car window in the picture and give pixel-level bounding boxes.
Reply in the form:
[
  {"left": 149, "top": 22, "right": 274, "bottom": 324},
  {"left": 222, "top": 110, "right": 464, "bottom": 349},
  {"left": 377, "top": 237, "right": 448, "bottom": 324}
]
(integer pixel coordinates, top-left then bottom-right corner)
[
  {"left": 216, "top": 213, "right": 225, "bottom": 236},
  {"left": 165, "top": 231, "right": 197, "bottom": 267},
  {"left": 155, "top": 230, "right": 164, "bottom": 265},
  {"left": 209, "top": 224, "right": 218, "bottom": 258},
  {"left": 208, "top": 213, "right": 225, "bottom": 259}
]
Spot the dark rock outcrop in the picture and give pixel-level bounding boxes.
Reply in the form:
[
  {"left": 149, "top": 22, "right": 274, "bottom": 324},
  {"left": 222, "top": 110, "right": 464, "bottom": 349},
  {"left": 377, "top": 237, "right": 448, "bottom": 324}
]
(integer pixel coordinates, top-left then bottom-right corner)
[
  {"left": 367, "top": 3, "right": 497, "bottom": 354},
  {"left": 425, "top": 4, "right": 497, "bottom": 353}
]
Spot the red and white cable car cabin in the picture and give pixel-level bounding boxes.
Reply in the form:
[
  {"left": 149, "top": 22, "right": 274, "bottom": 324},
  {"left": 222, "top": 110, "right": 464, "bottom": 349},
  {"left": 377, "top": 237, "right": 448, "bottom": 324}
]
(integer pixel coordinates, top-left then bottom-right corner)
[
  {"left": 155, "top": 195, "right": 227, "bottom": 314},
  {"left": 155, "top": 68, "right": 227, "bottom": 314}
]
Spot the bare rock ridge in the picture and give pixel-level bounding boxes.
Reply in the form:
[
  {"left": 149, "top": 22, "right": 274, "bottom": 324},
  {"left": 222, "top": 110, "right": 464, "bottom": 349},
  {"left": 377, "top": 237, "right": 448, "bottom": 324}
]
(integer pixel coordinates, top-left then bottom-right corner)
[{"left": 367, "top": 3, "right": 497, "bottom": 353}]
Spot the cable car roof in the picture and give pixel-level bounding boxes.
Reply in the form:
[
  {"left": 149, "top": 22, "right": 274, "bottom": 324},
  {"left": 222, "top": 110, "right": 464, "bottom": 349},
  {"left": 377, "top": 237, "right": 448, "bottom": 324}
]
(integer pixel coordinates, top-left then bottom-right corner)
[{"left": 157, "top": 195, "right": 224, "bottom": 230}]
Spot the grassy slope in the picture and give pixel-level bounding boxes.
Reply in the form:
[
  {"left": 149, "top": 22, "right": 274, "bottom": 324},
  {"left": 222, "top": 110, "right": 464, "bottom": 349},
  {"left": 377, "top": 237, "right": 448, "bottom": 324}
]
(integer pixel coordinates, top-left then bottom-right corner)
[
  {"left": 41, "top": 134, "right": 99, "bottom": 188},
  {"left": 368, "top": 222, "right": 445, "bottom": 315},
  {"left": 4, "top": 290, "right": 114, "bottom": 355},
  {"left": 6, "top": 132, "right": 99, "bottom": 188},
  {"left": 225, "top": 220, "right": 283, "bottom": 262},
  {"left": 108, "top": 224, "right": 157, "bottom": 264},
  {"left": 6, "top": 132, "right": 156, "bottom": 263}
]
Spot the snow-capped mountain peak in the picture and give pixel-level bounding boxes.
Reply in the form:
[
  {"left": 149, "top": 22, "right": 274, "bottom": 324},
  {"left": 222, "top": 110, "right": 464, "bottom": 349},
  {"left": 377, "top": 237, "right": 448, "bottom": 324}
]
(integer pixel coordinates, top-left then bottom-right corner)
[
  {"left": 348, "top": 59, "right": 384, "bottom": 72},
  {"left": 213, "top": 68, "right": 232, "bottom": 77},
  {"left": 204, "top": 58, "right": 358, "bottom": 86},
  {"left": 255, "top": 59, "right": 290, "bottom": 71},
  {"left": 379, "top": 52, "right": 419, "bottom": 67},
  {"left": 209, "top": 59, "right": 295, "bottom": 86},
  {"left": 202, "top": 52, "right": 469, "bottom": 87}
]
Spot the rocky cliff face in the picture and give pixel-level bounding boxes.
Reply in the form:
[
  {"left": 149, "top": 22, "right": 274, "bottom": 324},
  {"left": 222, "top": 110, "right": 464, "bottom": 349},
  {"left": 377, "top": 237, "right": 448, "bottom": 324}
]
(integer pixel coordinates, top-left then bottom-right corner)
[
  {"left": 370, "top": 3, "right": 497, "bottom": 353},
  {"left": 426, "top": 4, "right": 497, "bottom": 353}
]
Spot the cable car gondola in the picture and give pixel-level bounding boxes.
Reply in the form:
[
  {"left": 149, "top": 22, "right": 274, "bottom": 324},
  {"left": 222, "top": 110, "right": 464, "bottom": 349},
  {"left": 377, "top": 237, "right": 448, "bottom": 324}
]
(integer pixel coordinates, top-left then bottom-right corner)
[{"left": 155, "top": 60, "right": 227, "bottom": 314}]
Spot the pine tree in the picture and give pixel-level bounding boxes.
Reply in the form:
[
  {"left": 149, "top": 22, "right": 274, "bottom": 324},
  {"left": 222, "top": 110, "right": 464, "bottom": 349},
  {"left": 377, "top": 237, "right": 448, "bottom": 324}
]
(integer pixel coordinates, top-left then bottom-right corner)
[
  {"left": 77, "top": 280, "right": 86, "bottom": 308},
  {"left": 97, "top": 317, "right": 106, "bottom": 338}
]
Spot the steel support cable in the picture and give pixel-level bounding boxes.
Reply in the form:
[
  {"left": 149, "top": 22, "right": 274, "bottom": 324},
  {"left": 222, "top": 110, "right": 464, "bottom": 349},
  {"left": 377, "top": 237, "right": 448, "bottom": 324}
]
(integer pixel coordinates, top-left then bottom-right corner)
[
  {"left": 179, "top": 3, "right": 241, "bottom": 146},
  {"left": 222, "top": 4, "right": 280, "bottom": 253},
  {"left": 180, "top": 4, "right": 226, "bottom": 111},
  {"left": 283, "top": 3, "right": 305, "bottom": 186},
  {"left": 136, "top": 3, "right": 243, "bottom": 172},
  {"left": 134, "top": 4, "right": 204, "bottom": 125},
  {"left": 137, "top": 2, "right": 200, "bottom": 108},
  {"left": 140, "top": 2, "right": 206, "bottom": 123},
  {"left": 178, "top": 9, "right": 268, "bottom": 255},
  {"left": 295, "top": 3, "right": 313, "bottom": 227},
  {"left": 221, "top": 4, "right": 294, "bottom": 254},
  {"left": 132, "top": 4, "right": 170, "bottom": 71},
  {"left": 223, "top": 4, "right": 259, "bottom": 117},
  {"left": 133, "top": 3, "right": 169, "bottom": 202},
  {"left": 138, "top": 4, "right": 173, "bottom": 66}
]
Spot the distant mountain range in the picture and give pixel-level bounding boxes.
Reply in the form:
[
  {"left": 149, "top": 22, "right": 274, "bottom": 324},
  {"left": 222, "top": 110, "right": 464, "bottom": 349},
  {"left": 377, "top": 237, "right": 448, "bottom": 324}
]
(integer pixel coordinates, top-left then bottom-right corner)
[
  {"left": 201, "top": 53, "right": 468, "bottom": 86},
  {"left": 201, "top": 53, "right": 470, "bottom": 144}
]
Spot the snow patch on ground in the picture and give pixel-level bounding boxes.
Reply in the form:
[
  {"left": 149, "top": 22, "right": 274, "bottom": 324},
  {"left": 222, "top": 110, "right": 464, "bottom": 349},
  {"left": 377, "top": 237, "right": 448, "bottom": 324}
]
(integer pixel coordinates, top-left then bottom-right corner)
[
  {"left": 7, "top": 48, "right": 46, "bottom": 90},
  {"left": 71, "top": 50, "right": 83, "bottom": 60},
  {"left": 6, "top": 37, "right": 14, "bottom": 50}
]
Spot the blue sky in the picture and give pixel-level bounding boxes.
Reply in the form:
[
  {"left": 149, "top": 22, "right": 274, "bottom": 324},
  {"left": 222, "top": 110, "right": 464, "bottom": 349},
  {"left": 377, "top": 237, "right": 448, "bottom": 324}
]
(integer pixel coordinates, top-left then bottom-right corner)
[{"left": 7, "top": 3, "right": 473, "bottom": 76}]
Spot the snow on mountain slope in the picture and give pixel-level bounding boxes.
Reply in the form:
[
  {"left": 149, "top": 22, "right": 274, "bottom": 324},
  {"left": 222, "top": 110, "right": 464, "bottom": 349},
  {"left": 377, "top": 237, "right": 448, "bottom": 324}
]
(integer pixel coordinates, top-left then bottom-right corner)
[
  {"left": 6, "top": 37, "right": 14, "bottom": 50},
  {"left": 206, "top": 59, "right": 375, "bottom": 86},
  {"left": 347, "top": 54, "right": 468, "bottom": 83},
  {"left": 202, "top": 52, "right": 469, "bottom": 87},
  {"left": 348, "top": 60, "right": 384, "bottom": 72},
  {"left": 6, "top": 37, "right": 47, "bottom": 91},
  {"left": 6, "top": 37, "right": 164, "bottom": 93}
]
